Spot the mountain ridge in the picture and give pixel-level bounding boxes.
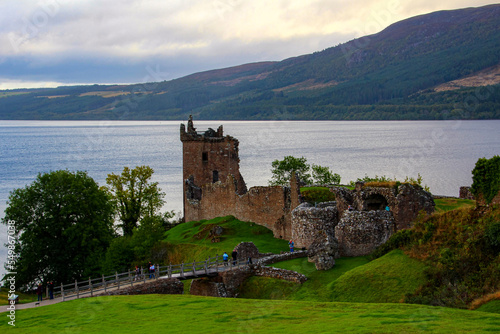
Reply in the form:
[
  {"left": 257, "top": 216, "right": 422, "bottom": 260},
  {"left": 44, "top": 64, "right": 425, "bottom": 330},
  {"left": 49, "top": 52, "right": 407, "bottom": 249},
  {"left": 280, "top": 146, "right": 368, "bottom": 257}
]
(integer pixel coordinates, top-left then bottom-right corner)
[{"left": 1, "top": 4, "right": 499, "bottom": 120}]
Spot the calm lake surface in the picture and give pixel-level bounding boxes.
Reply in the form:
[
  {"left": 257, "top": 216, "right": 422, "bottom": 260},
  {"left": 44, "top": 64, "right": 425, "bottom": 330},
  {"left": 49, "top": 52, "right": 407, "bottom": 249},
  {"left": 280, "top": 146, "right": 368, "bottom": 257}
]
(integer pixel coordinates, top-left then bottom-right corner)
[{"left": 1, "top": 120, "right": 499, "bottom": 277}]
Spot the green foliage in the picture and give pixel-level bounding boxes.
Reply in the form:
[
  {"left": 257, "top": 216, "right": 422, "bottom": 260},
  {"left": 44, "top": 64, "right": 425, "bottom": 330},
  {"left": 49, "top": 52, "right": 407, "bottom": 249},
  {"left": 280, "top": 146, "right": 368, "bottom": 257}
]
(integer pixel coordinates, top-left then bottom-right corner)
[
  {"left": 106, "top": 166, "right": 166, "bottom": 236},
  {"left": 269, "top": 156, "right": 311, "bottom": 186},
  {"left": 370, "top": 229, "right": 415, "bottom": 260},
  {"left": 101, "top": 212, "right": 175, "bottom": 273},
  {"left": 404, "top": 206, "right": 500, "bottom": 308},
  {"left": 1, "top": 170, "right": 115, "bottom": 289},
  {"left": 311, "top": 164, "right": 341, "bottom": 185},
  {"left": 269, "top": 156, "right": 340, "bottom": 186},
  {"left": 300, "top": 187, "right": 336, "bottom": 204},
  {"left": 471, "top": 155, "right": 500, "bottom": 204},
  {"left": 2, "top": 295, "right": 500, "bottom": 333},
  {"left": 351, "top": 173, "right": 430, "bottom": 192}
]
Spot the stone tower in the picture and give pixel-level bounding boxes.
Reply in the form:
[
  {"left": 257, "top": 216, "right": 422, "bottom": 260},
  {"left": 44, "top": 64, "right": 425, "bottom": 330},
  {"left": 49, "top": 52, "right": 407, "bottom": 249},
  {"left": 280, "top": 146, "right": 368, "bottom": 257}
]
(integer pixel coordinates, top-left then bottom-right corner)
[{"left": 180, "top": 116, "right": 247, "bottom": 217}]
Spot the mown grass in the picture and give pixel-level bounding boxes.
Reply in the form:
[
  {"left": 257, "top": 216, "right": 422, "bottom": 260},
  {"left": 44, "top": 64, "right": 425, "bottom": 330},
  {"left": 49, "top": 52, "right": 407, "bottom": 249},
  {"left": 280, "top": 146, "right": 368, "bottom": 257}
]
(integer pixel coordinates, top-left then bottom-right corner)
[
  {"left": 2, "top": 294, "right": 500, "bottom": 333},
  {"left": 434, "top": 198, "right": 476, "bottom": 213},
  {"left": 163, "top": 216, "right": 289, "bottom": 263}
]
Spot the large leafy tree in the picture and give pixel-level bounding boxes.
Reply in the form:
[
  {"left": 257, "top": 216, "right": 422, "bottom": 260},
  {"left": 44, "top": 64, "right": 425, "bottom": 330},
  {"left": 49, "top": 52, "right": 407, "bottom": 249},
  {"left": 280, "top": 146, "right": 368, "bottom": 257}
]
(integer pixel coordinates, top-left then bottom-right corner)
[
  {"left": 106, "top": 166, "right": 165, "bottom": 236},
  {"left": 269, "top": 156, "right": 341, "bottom": 186},
  {"left": 2, "top": 170, "right": 115, "bottom": 289}
]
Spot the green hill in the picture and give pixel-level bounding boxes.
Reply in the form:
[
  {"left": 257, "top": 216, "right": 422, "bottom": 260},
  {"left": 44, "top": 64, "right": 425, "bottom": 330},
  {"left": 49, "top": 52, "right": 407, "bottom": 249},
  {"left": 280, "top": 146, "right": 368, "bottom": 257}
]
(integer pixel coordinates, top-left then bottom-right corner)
[
  {"left": 2, "top": 295, "right": 500, "bottom": 333},
  {"left": 1, "top": 5, "right": 500, "bottom": 120},
  {"left": 163, "top": 216, "right": 289, "bottom": 263}
]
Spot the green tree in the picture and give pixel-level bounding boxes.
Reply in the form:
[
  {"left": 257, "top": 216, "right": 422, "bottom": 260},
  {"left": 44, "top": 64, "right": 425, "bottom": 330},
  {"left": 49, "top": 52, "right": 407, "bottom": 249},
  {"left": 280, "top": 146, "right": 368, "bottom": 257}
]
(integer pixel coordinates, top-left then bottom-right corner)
[
  {"left": 2, "top": 170, "right": 115, "bottom": 289},
  {"left": 471, "top": 155, "right": 500, "bottom": 204},
  {"left": 106, "top": 166, "right": 165, "bottom": 236},
  {"left": 269, "top": 156, "right": 311, "bottom": 186},
  {"left": 311, "top": 164, "right": 341, "bottom": 185}
]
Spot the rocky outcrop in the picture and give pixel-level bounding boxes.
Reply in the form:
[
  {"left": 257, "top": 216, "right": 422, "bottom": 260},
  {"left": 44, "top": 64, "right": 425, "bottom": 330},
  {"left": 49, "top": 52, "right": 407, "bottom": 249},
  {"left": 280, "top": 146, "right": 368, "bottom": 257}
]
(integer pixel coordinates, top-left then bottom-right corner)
[
  {"left": 97, "top": 278, "right": 183, "bottom": 296},
  {"left": 253, "top": 266, "right": 307, "bottom": 283},
  {"left": 234, "top": 242, "right": 261, "bottom": 263},
  {"left": 335, "top": 211, "right": 395, "bottom": 257},
  {"left": 307, "top": 234, "right": 339, "bottom": 270}
]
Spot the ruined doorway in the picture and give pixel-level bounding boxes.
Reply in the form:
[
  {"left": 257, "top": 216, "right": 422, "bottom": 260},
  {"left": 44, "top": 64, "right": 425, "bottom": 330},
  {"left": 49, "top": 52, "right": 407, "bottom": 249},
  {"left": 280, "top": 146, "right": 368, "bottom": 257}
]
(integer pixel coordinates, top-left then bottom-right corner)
[{"left": 364, "top": 194, "right": 388, "bottom": 211}]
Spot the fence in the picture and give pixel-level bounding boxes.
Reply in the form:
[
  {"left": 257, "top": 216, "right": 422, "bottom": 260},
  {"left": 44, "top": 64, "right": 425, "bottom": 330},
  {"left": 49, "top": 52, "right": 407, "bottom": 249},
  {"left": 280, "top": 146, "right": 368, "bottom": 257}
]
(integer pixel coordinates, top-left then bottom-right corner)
[{"left": 45, "top": 254, "right": 248, "bottom": 301}]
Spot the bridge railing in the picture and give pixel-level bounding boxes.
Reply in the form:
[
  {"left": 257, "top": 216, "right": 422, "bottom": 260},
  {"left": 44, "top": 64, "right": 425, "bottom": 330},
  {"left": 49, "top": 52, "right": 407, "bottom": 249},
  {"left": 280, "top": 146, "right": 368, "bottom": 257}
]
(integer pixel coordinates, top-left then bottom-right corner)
[{"left": 47, "top": 254, "right": 249, "bottom": 301}]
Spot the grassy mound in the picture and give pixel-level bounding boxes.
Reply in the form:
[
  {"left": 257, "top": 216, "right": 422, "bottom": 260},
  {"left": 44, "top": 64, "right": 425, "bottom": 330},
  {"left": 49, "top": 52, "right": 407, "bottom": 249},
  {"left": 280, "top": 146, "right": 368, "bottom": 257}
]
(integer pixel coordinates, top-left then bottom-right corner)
[
  {"left": 238, "top": 256, "right": 370, "bottom": 301},
  {"left": 477, "top": 300, "right": 500, "bottom": 314},
  {"left": 328, "top": 250, "right": 427, "bottom": 303},
  {"left": 2, "top": 294, "right": 500, "bottom": 333},
  {"left": 163, "top": 216, "right": 289, "bottom": 263}
]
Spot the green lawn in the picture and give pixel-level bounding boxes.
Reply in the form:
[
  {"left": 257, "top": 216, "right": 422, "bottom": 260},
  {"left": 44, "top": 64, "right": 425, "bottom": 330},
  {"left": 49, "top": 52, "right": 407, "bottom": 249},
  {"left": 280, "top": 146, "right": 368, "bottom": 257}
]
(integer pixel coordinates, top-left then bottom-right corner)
[{"left": 2, "top": 294, "right": 500, "bottom": 333}]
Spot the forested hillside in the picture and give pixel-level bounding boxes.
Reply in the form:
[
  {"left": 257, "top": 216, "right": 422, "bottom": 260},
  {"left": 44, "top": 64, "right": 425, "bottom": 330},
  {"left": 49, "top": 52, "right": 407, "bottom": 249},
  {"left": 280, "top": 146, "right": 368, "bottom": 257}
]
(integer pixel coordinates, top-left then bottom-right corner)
[{"left": 1, "top": 4, "right": 499, "bottom": 120}]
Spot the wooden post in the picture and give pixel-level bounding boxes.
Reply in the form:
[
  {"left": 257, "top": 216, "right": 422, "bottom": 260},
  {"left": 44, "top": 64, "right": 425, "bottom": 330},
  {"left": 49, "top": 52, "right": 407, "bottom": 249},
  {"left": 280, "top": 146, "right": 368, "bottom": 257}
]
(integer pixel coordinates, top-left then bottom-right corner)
[
  {"left": 180, "top": 263, "right": 184, "bottom": 278},
  {"left": 46, "top": 285, "right": 48, "bottom": 300},
  {"left": 103, "top": 275, "right": 106, "bottom": 292},
  {"left": 129, "top": 269, "right": 132, "bottom": 286},
  {"left": 155, "top": 264, "right": 159, "bottom": 280},
  {"left": 168, "top": 264, "right": 172, "bottom": 278},
  {"left": 204, "top": 260, "right": 208, "bottom": 275},
  {"left": 89, "top": 277, "right": 93, "bottom": 297},
  {"left": 61, "top": 283, "right": 65, "bottom": 301},
  {"left": 192, "top": 262, "right": 196, "bottom": 276},
  {"left": 216, "top": 256, "right": 219, "bottom": 273},
  {"left": 116, "top": 272, "right": 120, "bottom": 290},
  {"left": 75, "top": 279, "right": 79, "bottom": 299}
]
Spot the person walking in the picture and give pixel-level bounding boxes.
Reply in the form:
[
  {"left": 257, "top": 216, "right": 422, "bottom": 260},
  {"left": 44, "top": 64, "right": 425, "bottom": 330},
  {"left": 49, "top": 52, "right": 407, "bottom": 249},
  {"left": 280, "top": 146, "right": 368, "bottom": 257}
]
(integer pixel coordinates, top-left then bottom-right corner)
[
  {"left": 231, "top": 248, "right": 238, "bottom": 265},
  {"left": 223, "top": 252, "right": 229, "bottom": 266},
  {"left": 36, "top": 283, "right": 43, "bottom": 302},
  {"left": 289, "top": 239, "right": 295, "bottom": 253},
  {"left": 48, "top": 281, "right": 54, "bottom": 300}
]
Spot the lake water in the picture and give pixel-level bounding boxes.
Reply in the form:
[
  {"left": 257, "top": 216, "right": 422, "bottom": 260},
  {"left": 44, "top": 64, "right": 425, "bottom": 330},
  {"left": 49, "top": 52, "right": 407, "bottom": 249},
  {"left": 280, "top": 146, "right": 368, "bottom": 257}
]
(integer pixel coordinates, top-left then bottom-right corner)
[{"left": 1, "top": 120, "right": 499, "bottom": 278}]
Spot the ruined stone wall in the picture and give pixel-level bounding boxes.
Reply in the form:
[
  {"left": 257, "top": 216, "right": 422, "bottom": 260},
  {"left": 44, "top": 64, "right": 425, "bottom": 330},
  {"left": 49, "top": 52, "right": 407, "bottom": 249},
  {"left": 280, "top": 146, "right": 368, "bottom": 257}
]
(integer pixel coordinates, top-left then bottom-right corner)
[
  {"left": 185, "top": 174, "right": 295, "bottom": 239},
  {"left": 459, "top": 186, "right": 475, "bottom": 200},
  {"left": 291, "top": 202, "right": 338, "bottom": 248},
  {"left": 335, "top": 211, "right": 395, "bottom": 257}
]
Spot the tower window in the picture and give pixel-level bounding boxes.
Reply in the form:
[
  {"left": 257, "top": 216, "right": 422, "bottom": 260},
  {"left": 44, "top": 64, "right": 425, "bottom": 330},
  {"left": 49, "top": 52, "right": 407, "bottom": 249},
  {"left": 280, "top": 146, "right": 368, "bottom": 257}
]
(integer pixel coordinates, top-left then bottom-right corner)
[
  {"left": 202, "top": 152, "right": 208, "bottom": 162},
  {"left": 213, "top": 170, "right": 219, "bottom": 183}
]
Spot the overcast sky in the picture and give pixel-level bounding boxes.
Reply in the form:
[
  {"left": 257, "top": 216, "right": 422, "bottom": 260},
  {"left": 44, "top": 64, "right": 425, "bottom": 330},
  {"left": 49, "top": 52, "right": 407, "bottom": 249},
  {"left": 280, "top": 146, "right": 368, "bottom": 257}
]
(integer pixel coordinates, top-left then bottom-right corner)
[{"left": 0, "top": 0, "right": 497, "bottom": 89}]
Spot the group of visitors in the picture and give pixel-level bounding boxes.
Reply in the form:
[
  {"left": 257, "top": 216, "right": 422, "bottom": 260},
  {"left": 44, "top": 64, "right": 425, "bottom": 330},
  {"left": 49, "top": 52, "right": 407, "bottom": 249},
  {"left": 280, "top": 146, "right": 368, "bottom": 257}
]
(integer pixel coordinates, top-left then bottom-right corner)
[
  {"left": 223, "top": 248, "right": 239, "bottom": 266},
  {"left": 35, "top": 281, "right": 55, "bottom": 302}
]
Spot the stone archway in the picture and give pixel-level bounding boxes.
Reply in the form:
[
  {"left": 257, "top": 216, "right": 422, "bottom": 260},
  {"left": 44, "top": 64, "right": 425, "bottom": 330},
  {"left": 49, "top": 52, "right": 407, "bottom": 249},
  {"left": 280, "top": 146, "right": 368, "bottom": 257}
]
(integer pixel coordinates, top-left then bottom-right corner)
[{"left": 364, "top": 193, "right": 388, "bottom": 211}]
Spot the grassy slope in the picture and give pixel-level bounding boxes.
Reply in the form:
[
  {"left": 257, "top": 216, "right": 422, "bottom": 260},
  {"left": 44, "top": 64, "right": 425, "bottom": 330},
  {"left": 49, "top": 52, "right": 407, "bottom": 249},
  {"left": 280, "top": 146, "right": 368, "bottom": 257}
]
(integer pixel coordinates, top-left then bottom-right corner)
[
  {"left": 163, "top": 216, "right": 289, "bottom": 263},
  {"left": 477, "top": 300, "right": 500, "bottom": 314},
  {"left": 328, "top": 250, "right": 427, "bottom": 303},
  {"left": 2, "top": 295, "right": 500, "bottom": 333},
  {"left": 0, "top": 290, "right": 36, "bottom": 305},
  {"left": 434, "top": 198, "right": 476, "bottom": 213}
]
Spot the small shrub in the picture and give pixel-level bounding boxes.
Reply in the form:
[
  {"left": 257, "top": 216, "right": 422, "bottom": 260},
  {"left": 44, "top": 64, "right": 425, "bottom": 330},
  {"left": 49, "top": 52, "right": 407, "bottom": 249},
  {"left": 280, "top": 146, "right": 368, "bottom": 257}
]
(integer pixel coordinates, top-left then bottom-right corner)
[
  {"left": 370, "top": 229, "right": 414, "bottom": 259},
  {"left": 301, "top": 187, "right": 335, "bottom": 204}
]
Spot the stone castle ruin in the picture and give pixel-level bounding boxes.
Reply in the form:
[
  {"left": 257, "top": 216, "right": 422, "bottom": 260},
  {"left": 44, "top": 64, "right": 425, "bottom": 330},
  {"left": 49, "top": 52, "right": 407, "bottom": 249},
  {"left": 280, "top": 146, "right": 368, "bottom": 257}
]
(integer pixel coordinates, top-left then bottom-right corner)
[{"left": 181, "top": 117, "right": 435, "bottom": 266}]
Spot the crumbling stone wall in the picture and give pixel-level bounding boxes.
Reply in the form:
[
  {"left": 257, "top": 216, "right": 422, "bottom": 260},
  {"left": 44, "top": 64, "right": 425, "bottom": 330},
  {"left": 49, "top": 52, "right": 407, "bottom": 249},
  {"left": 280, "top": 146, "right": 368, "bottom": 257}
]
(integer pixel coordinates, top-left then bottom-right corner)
[
  {"left": 459, "top": 186, "right": 475, "bottom": 200},
  {"left": 333, "top": 183, "right": 434, "bottom": 231},
  {"left": 335, "top": 211, "right": 395, "bottom": 257},
  {"left": 291, "top": 202, "right": 338, "bottom": 249}
]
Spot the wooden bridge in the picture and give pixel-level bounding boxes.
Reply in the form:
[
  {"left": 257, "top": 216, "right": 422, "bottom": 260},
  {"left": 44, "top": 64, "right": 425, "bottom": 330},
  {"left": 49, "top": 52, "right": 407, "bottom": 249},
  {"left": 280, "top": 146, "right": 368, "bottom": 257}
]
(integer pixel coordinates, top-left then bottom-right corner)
[{"left": 44, "top": 254, "right": 248, "bottom": 302}]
